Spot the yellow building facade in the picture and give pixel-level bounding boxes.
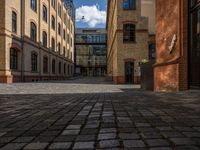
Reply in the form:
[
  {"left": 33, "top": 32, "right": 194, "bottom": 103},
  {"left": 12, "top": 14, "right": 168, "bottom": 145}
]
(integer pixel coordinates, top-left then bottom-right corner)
[
  {"left": 0, "top": 0, "right": 74, "bottom": 83},
  {"left": 107, "top": 0, "right": 149, "bottom": 84}
]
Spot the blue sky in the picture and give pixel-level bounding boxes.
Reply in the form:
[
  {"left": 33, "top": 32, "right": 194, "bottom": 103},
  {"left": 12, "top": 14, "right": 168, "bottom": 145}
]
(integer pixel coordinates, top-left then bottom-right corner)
[{"left": 74, "top": 0, "right": 107, "bottom": 28}]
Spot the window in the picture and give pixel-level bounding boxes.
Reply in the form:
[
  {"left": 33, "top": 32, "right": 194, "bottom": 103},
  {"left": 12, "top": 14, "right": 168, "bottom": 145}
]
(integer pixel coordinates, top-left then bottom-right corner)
[
  {"left": 123, "top": 24, "right": 136, "bottom": 42},
  {"left": 63, "top": 30, "right": 66, "bottom": 40},
  {"left": 51, "top": 15, "right": 55, "bottom": 30},
  {"left": 58, "top": 3, "right": 61, "bottom": 17},
  {"left": 58, "top": 43, "right": 61, "bottom": 54},
  {"left": 31, "top": 52, "right": 37, "bottom": 72},
  {"left": 52, "top": 59, "right": 55, "bottom": 74},
  {"left": 63, "top": 47, "right": 66, "bottom": 56},
  {"left": 43, "top": 31, "right": 47, "bottom": 47},
  {"left": 71, "top": 66, "right": 73, "bottom": 75},
  {"left": 51, "top": 0, "right": 56, "bottom": 9},
  {"left": 64, "top": 13, "right": 67, "bottom": 24},
  {"left": 43, "top": 5, "right": 47, "bottom": 22},
  {"left": 58, "top": 23, "right": 61, "bottom": 35},
  {"left": 64, "top": 63, "right": 66, "bottom": 74},
  {"left": 10, "top": 48, "right": 18, "bottom": 70},
  {"left": 68, "top": 64, "right": 70, "bottom": 75},
  {"left": 30, "top": 22, "right": 37, "bottom": 42},
  {"left": 58, "top": 62, "right": 61, "bottom": 74},
  {"left": 51, "top": 38, "right": 55, "bottom": 51},
  {"left": 123, "top": 0, "right": 136, "bottom": 10},
  {"left": 30, "top": 0, "right": 37, "bottom": 12},
  {"left": 71, "top": 37, "right": 73, "bottom": 47},
  {"left": 12, "top": 11, "right": 17, "bottom": 33},
  {"left": 43, "top": 56, "right": 48, "bottom": 73}
]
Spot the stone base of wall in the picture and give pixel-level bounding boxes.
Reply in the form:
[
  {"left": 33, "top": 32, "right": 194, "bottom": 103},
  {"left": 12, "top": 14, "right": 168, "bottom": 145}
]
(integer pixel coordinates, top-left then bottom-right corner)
[
  {"left": 113, "top": 76, "right": 140, "bottom": 84},
  {"left": 0, "top": 75, "right": 72, "bottom": 83},
  {"left": 0, "top": 75, "right": 13, "bottom": 83}
]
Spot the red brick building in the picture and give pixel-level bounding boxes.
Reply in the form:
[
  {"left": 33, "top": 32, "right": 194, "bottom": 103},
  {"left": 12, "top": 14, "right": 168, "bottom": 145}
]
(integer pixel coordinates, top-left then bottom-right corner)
[{"left": 154, "top": 0, "right": 200, "bottom": 91}]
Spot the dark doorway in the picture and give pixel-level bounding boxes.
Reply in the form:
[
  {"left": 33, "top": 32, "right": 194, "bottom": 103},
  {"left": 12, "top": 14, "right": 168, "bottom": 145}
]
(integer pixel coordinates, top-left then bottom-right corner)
[
  {"left": 189, "top": 1, "right": 200, "bottom": 88},
  {"left": 125, "top": 62, "right": 134, "bottom": 84}
]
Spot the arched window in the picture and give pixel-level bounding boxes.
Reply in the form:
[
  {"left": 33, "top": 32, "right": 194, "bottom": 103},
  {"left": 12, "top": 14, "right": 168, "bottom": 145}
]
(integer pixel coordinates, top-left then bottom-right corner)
[
  {"left": 58, "top": 43, "right": 61, "bottom": 54},
  {"left": 64, "top": 63, "right": 66, "bottom": 74},
  {"left": 12, "top": 11, "right": 17, "bottom": 33},
  {"left": 30, "top": 22, "right": 37, "bottom": 41},
  {"left": 52, "top": 59, "right": 55, "bottom": 74},
  {"left": 51, "top": 37, "right": 55, "bottom": 51},
  {"left": 63, "top": 29, "right": 66, "bottom": 40},
  {"left": 58, "top": 62, "right": 61, "bottom": 74},
  {"left": 31, "top": 52, "right": 38, "bottom": 72},
  {"left": 43, "top": 31, "right": 47, "bottom": 47},
  {"left": 58, "top": 3, "right": 61, "bottom": 17},
  {"left": 30, "top": 0, "right": 37, "bottom": 12},
  {"left": 51, "top": 15, "right": 55, "bottom": 30},
  {"left": 123, "top": 24, "right": 136, "bottom": 42},
  {"left": 43, "top": 56, "right": 48, "bottom": 73},
  {"left": 63, "top": 47, "right": 66, "bottom": 56},
  {"left": 51, "top": 0, "right": 56, "bottom": 9},
  {"left": 58, "top": 23, "right": 61, "bottom": 35},
  {"left": 42, "top": 5, "right": 47, "bottom": 22},
  {"left": 10, "top": 48, "right": 18, "bottom": 70}
]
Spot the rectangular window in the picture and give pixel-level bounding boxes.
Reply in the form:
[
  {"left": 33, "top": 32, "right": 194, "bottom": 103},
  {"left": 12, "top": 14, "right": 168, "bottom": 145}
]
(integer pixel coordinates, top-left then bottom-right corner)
[
  {"left": 123, "top": 0, "right": 136, "bottom": 10},
  {"left": 10, "top": 48, "right": 18, "bottom": 70},
  {"left": 123, "top": 24, "right": 136, "bottom": 42}
]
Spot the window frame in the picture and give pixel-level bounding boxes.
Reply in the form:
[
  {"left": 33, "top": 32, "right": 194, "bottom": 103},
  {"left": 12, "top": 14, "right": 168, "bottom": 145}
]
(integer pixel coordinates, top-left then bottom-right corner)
[
  {"left": 123, "top": 0, "right": 136, "bottom": 10},
  {"left": 123, "top": 24, "right": 136, "bottom": 43},
  {"left": 58, "top": 62, "right": 62, "bottom": 74},
  {"left": 52, "top": 59, "right": 56, "bottom": 74},
  {"left": 30, "top": 0, "right": 37, "bottom": 12},
  {"left": 31, "top": 52, "right": 38, "bottom": 72},
  {"left": 30, "top": 22, "right": 37, "bottom": 42},
  {"left": 51, "top": 15, "right": 55, "bottom": 30},
  {"left": 43, "top": 56, "right": 48, "bottom": 73},
  {"left": 42, "top": 5, "right": 47, "bottom": 22},
  {"left": 51, "top": 37, "right": 55, "bottom": 51},
  {"left": 10, "top": 48, "right": 18, "bottom": 70},
  {"left": 42, "top": 31, "right": 47, "bottom": 47},
  {"left": 12, "top": 11, "right": 17, "bottom": 33}
]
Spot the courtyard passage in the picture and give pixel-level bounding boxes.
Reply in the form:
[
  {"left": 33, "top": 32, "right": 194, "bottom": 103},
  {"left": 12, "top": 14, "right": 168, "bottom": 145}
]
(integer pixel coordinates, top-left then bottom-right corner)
[{"left": 0, "top": 77, "right": 200, "bottom": 150}]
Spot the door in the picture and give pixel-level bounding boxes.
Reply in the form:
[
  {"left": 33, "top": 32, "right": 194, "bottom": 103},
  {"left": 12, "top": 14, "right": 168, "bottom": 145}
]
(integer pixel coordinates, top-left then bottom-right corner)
[
  {"left": 125, "top": 62, "right": 134, "bottom": 84},
  {"left": 189, "top": 2, "right": 200, "bottom": 88}
]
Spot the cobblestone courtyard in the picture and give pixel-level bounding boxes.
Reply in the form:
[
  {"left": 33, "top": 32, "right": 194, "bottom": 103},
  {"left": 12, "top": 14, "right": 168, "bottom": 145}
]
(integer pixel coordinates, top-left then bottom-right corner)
[{"left": 0, "top": 77, "right": 200, "bottom": 150}]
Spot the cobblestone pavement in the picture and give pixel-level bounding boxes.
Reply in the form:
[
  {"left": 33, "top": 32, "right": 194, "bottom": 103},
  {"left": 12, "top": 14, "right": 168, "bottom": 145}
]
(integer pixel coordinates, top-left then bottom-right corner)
[{"left": 0, "top": 78, "right": 200, "bottom": 150}]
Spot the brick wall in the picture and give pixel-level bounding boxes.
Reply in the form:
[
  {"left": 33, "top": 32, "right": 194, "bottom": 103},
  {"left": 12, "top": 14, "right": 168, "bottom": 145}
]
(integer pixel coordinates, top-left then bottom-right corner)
[{"left": 154, "top": 0, "right": 189, "bottom": 91}]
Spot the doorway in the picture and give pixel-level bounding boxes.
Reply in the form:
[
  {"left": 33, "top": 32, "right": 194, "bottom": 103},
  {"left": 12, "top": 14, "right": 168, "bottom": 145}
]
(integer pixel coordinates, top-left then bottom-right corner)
[
  {"left": 189, "top": 1, "right": 200, "bottom": 88},
  {"left": 125, "top": 62, "right": 134, "bottom": 84}
]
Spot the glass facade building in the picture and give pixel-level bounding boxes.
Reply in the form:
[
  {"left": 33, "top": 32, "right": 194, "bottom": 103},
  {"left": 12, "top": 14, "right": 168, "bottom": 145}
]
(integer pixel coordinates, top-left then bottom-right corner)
[{"left": 75, "top": 29, "right": 107, "bottom": 76}]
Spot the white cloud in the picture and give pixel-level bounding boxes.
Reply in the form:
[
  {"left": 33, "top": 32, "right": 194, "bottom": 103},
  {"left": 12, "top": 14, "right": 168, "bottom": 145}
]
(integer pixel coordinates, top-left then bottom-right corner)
[{"left": 76, "top": 5, "right": 106, "bottom": 28}]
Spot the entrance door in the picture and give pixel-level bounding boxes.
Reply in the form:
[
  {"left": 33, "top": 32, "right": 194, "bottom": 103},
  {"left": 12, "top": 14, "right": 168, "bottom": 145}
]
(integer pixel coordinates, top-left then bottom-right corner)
[
  {"left": 125, "top": 62, "right": 134, "bottom": 84},
  {"left": 189, "top": 2, "right": 200, "bottom": 88}
]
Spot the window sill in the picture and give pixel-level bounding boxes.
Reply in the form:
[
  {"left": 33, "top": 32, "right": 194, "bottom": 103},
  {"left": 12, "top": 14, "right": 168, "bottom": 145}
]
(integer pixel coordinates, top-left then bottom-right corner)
[
  {"left": 123, "top": 41, "right": 137, "bottom": 44},
  {"left": 123, "top": 9, "right": 136, "bottom": 11}
]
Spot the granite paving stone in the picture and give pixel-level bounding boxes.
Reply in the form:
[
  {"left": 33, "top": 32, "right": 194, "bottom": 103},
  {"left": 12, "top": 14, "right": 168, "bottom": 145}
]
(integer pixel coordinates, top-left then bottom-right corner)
[
  {"left": 0, "top": 77, "right": 199, "bottom": 149},
  {"left": 23, "top": 142, "right": 48, "bottom": 149},
  {"left": 48, "top": 142, "right": 72, "bottom": 149},
  {"left": 123, "top": 140, "right": 146, "bottom": 148},
  {"left": 73, "top": 141, "right": 94, "bottom": 149}
]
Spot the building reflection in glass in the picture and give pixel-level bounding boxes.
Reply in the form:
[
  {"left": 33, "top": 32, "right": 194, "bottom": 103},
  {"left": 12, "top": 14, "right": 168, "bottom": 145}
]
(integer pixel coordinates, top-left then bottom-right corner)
[{"left": 75, "top": 29, "right": 107, "bottom": 76}]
